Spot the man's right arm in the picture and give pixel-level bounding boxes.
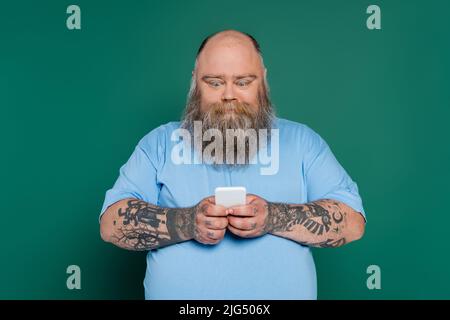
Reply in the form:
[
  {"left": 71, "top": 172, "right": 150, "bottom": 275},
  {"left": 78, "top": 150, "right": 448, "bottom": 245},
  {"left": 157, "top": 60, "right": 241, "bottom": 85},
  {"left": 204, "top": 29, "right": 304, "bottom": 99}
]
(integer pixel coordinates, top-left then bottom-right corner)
[
  {"left": 100, "top": 198, "right": 197, "bottom": 251},
  {"left": 100, "top": 197, "right": 228, "bottom": 251}
]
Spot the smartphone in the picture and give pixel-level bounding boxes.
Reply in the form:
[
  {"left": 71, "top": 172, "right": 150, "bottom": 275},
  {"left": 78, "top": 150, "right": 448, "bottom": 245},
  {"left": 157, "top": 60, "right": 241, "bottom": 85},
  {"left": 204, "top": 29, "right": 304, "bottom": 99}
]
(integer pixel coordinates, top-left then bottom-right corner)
[{"left": 214, "top": 186, "right": 247, "bottom": 208}]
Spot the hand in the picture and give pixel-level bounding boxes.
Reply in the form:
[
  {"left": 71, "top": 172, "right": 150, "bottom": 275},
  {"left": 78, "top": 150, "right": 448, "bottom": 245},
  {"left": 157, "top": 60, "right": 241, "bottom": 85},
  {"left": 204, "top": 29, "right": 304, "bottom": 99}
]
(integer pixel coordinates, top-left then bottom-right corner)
[
  {"left": 193, "top": 196, "right": 228, "bottom": 245},
  {"left": 226, "top": 194, "right": 270, "bottom": 238}
]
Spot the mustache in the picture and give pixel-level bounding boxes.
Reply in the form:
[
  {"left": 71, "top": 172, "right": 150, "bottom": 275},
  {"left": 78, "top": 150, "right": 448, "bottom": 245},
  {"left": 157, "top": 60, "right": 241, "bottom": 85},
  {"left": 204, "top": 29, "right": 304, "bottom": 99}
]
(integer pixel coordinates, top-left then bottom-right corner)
[{"left": 206, "top": 101, "right": 256, "bottom": 118}]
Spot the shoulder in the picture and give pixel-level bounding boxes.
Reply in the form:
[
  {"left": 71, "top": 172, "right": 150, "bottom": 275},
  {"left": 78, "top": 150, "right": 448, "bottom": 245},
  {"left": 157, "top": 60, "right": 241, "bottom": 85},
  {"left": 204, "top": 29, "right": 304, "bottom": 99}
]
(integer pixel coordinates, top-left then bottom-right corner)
[
  {"left": 137, "top": 121, "right": 181, "bottom": 149},
  {"left": 275, "top": 117, "right": 324, "bottom": 147},
  {"left": 132, "top": 121, "right": 181, "bottom": 167}
]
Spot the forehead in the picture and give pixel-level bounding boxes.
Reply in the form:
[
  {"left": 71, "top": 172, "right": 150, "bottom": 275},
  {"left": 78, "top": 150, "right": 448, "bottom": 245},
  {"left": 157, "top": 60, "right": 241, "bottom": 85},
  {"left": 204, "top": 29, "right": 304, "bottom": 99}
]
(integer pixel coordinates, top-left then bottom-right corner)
[{"left": 196, "top": 38, "right": 262, "bottom": 77}]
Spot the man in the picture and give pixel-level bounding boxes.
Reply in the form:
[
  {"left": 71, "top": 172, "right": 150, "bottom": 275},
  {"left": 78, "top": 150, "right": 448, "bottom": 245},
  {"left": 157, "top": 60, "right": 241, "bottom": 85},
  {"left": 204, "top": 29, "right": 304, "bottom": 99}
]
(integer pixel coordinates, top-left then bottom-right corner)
[{"left": 99, "top": 30, "right": 366, "bottom": 299}]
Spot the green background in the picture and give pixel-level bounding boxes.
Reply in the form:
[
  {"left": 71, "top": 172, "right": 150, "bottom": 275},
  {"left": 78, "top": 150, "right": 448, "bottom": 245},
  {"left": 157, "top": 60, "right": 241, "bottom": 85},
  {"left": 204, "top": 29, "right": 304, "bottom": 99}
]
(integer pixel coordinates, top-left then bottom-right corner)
[{"left": 1, "top": 0, "right": 449, "bottom": 299}]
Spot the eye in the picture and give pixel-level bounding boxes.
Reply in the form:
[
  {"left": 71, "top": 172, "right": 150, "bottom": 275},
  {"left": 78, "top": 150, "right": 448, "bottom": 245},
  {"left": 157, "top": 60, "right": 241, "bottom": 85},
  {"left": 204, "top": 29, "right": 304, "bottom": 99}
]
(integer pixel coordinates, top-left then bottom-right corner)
[
  {"left": 208, "top": 81, "right": 223, "bottom": 88},
  {"left": 236, "top": 80, "right": 250, "bottom": 87}
]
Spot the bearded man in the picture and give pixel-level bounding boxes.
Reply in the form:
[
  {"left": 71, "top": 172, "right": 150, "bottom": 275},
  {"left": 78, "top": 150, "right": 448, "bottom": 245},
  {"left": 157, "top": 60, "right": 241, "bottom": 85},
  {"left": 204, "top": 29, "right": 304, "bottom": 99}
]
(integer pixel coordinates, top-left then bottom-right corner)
[{"left": 99, "top": 30, "right": 366, "bottom": 300}]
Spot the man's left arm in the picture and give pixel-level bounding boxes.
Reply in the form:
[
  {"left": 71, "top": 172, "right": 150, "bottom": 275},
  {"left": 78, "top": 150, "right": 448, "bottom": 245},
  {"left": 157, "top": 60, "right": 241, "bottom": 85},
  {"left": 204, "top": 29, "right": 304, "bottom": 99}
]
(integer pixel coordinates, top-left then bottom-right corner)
[
  {"left": 227, "top": 195, "right": 365, "bottom": 248},
  {"left": 227, "top": 126, "right": 366, "bottom": 247}
]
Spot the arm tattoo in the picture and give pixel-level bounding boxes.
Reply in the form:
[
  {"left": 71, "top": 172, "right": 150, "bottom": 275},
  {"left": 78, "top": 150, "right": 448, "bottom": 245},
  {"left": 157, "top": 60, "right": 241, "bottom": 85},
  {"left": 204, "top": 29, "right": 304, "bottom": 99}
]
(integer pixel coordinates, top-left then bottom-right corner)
[
  {"left": 297, "top": 238, "right": 347, "bottom": 248},
  {"left": 111, "top": 199, "right": 196, "bottom": 251},
  {"left": 265, "top": 200, "right": 348, "bottom": 248}
]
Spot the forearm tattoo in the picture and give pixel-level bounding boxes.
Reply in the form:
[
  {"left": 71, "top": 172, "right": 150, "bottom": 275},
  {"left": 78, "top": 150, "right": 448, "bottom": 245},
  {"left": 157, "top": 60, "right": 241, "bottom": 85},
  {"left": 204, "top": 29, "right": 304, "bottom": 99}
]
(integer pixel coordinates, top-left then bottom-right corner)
[
  {"left": 266, "top": 200, "right": 347, "bottom": 248},
  {"left": 111, "top": 199, "right": 196, "bottom": 251}
]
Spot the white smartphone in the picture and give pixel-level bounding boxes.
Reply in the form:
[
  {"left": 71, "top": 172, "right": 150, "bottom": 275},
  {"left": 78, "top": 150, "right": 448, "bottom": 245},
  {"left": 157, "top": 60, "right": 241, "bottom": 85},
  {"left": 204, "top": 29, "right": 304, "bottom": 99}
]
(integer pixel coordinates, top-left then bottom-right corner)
[{"left": 214, "top": 187, "right": 247, "bottom": 208}]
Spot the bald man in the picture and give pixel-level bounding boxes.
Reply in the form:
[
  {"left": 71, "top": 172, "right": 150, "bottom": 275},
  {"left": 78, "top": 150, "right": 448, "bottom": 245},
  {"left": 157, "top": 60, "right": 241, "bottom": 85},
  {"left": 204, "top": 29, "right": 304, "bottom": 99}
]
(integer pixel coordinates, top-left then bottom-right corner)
[{"left": 99, "top": 30, "right": 366, "bottom": 300}]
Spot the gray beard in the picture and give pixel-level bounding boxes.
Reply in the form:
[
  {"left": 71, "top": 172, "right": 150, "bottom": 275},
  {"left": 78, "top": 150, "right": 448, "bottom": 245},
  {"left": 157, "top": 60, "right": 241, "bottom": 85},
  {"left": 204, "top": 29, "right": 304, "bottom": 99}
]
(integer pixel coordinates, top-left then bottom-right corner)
[{"left": 181, "top": 90, "right": 275, "bottom": 167}]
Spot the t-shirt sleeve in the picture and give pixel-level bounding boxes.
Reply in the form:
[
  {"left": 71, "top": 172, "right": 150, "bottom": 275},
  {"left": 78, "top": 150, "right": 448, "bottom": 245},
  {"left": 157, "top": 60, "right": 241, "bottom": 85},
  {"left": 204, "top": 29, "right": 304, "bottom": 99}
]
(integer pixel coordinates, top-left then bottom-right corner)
[
  {"left": 99, "top": 131, "right": 162, "bottom": 222},
  {"left": 303, "top": 126, "right": 366, "bottom": 222}
]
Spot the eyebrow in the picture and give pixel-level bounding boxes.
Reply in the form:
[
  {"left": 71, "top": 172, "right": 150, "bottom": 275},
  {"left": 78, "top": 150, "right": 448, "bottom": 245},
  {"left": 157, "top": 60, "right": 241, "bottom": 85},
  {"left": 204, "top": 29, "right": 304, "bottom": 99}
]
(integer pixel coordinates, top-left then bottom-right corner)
[{"left": 201, "top": 74, "right": 258, "bottom": 81}]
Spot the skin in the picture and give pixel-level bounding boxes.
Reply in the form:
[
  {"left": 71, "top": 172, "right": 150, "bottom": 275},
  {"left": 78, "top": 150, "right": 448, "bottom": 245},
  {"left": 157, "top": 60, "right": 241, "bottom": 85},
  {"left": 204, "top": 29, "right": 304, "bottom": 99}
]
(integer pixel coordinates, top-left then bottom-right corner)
[
  {"left": 100, "top": 30, "right": 365, "bottom": 250},
  {"left": 100, "top": 197, "right": 228, "bottom": 248},
  {"left": 194, "top": 30, "right": 266, "bottom": 114},
  {"left": 225, "top": 195, "right": 366, "bottom": 248}
]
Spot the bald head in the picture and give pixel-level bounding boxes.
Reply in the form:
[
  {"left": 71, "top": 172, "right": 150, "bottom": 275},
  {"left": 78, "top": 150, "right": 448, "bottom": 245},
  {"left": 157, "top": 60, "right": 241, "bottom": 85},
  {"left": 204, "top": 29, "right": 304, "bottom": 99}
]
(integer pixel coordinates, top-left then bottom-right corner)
[
  {"left": 194, "top": 30, "right": 265, "bottom": 72},
  {"left": 196, "top": 30, "right": 262, "bottom": 60}
]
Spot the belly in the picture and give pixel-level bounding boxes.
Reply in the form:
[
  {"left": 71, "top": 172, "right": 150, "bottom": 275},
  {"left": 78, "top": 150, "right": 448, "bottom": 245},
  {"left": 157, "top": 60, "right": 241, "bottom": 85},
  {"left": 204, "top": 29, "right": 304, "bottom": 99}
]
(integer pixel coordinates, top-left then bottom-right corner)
[{"left": 144, "top": 233, "right": 317, "bottom": 299}]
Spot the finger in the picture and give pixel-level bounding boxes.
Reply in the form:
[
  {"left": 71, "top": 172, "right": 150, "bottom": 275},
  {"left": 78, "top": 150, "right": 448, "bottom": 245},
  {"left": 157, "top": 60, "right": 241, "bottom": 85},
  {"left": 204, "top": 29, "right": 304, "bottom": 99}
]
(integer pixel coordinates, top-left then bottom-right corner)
[
  {"left": 246, "top": 194, "right": 259, "bottom": 203},
  {"left": 204, "top": 229, "right": 222, "bottom": 240},
  {"left": 195, "top": 230, "right": 210, "bottom": 244},
  {"left": 204, "top": 217, "right": 228, "bottom": 230},
  {"left": 202, "top": 204, "right": 228, "bottom": 217},
  {"left": 228, "top": 216, "right": 257, "bottom": 231},
  {"left": 227, "top": 224, "right": 256, "bottom": 238},
  {"left": 227, "top": 205, "right": 257, "bottom": 217},
  {"left": 198, "top": 234, "right": 217, "bottom": 245},
  {"left": 196, "top": 228, "right": 219, "bottom": 244},
  {"left": 210, "top": 228, "right": 226, "bottom": 239}
]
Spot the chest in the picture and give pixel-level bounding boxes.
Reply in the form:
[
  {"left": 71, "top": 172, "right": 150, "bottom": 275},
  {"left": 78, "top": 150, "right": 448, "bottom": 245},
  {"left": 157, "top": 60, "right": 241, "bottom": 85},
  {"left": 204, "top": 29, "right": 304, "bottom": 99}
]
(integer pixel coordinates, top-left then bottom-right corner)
[{"left": 155, "top": 156, "right": 307, "bottom": 208}]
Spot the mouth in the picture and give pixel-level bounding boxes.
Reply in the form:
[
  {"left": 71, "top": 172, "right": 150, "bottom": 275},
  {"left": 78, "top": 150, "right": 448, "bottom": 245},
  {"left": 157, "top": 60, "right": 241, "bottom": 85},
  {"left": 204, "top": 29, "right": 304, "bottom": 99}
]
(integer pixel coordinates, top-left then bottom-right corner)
[
  {"left": 223, "top": 104, "right": 239, "bottom": 113},
  {"left": 215, "top": 106, "right": 236, "bottom": 115}
]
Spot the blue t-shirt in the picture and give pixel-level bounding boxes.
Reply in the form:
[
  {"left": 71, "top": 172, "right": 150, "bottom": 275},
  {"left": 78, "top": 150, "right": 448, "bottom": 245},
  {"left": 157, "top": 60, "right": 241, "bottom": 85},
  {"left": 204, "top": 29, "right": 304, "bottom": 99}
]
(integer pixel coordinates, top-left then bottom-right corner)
[{"left": 100, "top": 117, "right": 366, "bottom": 300}]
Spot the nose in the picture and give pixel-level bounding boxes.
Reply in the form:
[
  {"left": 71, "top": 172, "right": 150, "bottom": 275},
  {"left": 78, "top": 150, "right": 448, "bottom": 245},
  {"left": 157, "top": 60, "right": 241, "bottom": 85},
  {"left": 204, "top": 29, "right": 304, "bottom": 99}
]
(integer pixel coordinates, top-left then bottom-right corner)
[{"left": 222, "top": 83, "right": 237, "bottom": 102}]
